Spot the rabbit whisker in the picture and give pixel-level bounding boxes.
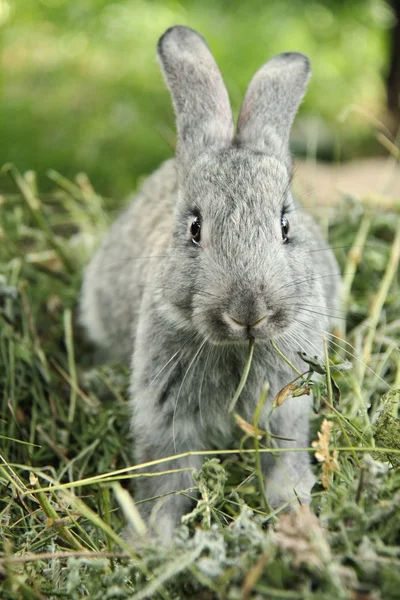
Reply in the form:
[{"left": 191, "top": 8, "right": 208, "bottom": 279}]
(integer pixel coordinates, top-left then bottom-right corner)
[
  {"left": 272, "top": 270, "right": 342, "bottom": 296},
  {"left": 292, "top": 318, "right": 389, "bottom": 388},
  {"left": 289, "top": 205, "right": 337, "bottom": 213},
  {"left": 283, "top": 328, "right": 352, "bottom": 400},
  {"left": 89, "top": 255, "right": 169, "bottom": 272},
  {"left": 323, "top": 333, "right": 391, "bottom": 389},
  {"left": 290, "top": 305, "right": 383, "bottom": 333},
  {"left": 273, "top": 176, "right": 293, "bottom": 211},
  {"left": 294, "top": 180, "right": 340, "bottom": 202},
  {"left": 305, "top": 242, "right": 388, "bottom": 254},
  {"left": 281, "top": 329, "right": 310, "bottom": 356},
  {"left": 284, "top": 327, "right": 357, "bottom": 395},
  {"left": 290, "top": 306, "right": 348, "bottom": 322},
  {"left": 198, "top": 343, "right": 214, "bottom": 428},
  {"left": 290, "top": 302, "right": 347, "bottom": 314},
  {"left": 140, "top": 283, "right": 223, "bottom": 302},
  {"left": 140, "top": 332, "right": 198, "bottom": 400},
  {"left": 172, "top": 338, "right": 208, "bottom": 453}
]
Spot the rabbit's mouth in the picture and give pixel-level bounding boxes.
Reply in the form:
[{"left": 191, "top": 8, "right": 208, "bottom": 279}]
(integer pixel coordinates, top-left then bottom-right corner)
[
  {"left": 222, "top": 312, "right": 271, "bottom": 342},
  {"left": 196, "top": 307, "right": 290, "bottom": 345}
]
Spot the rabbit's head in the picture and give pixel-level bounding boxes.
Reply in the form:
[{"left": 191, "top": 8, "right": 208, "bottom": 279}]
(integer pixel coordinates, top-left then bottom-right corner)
[{"left": 158, "top": 26, "right": 327, "bottom": 345}]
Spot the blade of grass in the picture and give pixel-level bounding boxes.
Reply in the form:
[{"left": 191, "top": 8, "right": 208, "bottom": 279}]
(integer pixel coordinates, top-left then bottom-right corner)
[
  {"left": 228, "top": 338, "right": 255, "bottom": 413},
  {"left": 324, "top": 336, "right": 363, "bottom": 467},
  {"left": 64, "top": 309, "right": 78, "bottom": 426},
  {"left": 360, "top": 221, "right": 400, "bottom": 384},
  {"left": 339, "top": 212, "right": 372, "bottom": 341},
  {"left": 252, "top": 382, "right": 271, "bottom": 513},
  {"left": 112, "top": 482, "right": 147, "bottom": 537},
  {"left": 3, "top": 164, "right": 74, "bottom": 273},
  {"left": 270, "top": 339, "right": 304, "bottom": 378}
]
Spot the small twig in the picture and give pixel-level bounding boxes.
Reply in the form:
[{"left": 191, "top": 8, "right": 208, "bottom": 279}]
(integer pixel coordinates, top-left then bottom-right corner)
[
  {"left": 0, "top": 550, "right": 129, "bottom": 567},
  {"left": 242, "top": 550, "right": 272, "bottom": 599},
  {"left": 252, "top": 382, "right": 271, "bottom": 513}
]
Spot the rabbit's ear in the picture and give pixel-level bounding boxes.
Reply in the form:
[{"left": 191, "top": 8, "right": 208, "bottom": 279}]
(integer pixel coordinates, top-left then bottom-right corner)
[
  {"left": 235, "top": 53, "right": 310, "bottom": 166},
  {"left": 158, "top": 26, "right": 233, "bottom": 174}
]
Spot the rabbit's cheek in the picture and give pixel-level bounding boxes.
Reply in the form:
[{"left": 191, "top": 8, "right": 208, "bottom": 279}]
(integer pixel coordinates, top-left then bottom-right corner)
[
  {"left": 191, "top": 306, "right": 231, "bottom": 344},
  {"left": 271, "top": 306, "right": 289, "bottom": 330}
]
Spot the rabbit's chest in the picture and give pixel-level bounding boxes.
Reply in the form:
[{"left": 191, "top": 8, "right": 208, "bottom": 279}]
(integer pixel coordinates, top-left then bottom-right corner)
[{"left": 173, "top": 354, "right": 282, "bottom": 449}]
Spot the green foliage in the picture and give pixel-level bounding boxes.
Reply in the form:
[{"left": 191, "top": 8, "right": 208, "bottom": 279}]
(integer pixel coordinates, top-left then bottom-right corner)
[
  {"left": 0, "top": 0, "right": 394, "bottom": 198},
  {"left": 0, "top": 164, "right": 399, "bottom": 598}
]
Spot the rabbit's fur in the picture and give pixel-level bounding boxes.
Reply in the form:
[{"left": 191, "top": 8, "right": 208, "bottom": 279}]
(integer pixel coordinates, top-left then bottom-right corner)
[{"left": 80, "top": 26, "right": 341, "bottom": 540}]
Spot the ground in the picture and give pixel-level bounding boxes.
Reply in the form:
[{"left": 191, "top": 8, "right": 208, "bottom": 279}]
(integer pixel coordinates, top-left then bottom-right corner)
[{"left": 0, "top": 156, "right": 399, "bottom": 599}]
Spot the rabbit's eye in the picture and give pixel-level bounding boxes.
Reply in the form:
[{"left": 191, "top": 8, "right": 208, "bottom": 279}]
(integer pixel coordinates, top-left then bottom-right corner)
[
  {"left": 281, "top": 215, "right": 290, "bottom": 242},
  {"left": 190, "top": 217, "right": 201, "bottom": 245}
]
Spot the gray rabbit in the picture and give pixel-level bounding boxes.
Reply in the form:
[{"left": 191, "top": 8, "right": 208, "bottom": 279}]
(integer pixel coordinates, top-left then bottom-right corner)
[{"left": 80, "top": 26, "right": 340, "bottom": 540}]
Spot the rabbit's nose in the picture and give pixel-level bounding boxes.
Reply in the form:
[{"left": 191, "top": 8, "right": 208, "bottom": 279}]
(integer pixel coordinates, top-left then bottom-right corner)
[{"left": 223, "top": 312, "right": 268, "bottom": 331}]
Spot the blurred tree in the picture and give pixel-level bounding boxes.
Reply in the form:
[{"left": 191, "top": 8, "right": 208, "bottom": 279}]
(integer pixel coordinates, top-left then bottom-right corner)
[{"left": 387, "top": 0, "right": 400, "bottom": 128}]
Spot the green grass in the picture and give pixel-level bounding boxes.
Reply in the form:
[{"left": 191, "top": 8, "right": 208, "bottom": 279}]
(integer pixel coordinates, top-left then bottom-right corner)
[{"left": 0, "top": 152, "right": 399, "bottom": 599}]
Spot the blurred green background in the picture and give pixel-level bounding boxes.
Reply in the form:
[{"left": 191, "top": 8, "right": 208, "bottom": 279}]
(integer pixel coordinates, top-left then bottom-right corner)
[{"left": 0, "top": 0, "right": 397, "bottom": 200}]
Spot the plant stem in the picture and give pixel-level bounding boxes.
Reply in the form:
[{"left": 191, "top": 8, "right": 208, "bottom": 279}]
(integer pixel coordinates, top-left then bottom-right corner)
[
  {"left": 253, "top": 383, "right": 271, "bottom": 513},
  {"left": 228, "top": 338, "right": 255, "bottom": 413},
  {"left": 360, "top": 221, "right": 400, "bottom": 385},
  {"left": 340, "top": 212, "right": 372, "bottom": 342},
  {"left": 64, "top": 309, "right": 78, "bottom": 426},
  {"left": 270, "top": 339, "right": 303, "bottom": 378}
]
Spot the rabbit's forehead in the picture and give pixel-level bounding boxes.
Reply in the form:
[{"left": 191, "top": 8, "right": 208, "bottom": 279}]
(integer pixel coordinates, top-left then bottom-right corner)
[{"left": 187, "top": 150, "right": 290, "bottom": 213}]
